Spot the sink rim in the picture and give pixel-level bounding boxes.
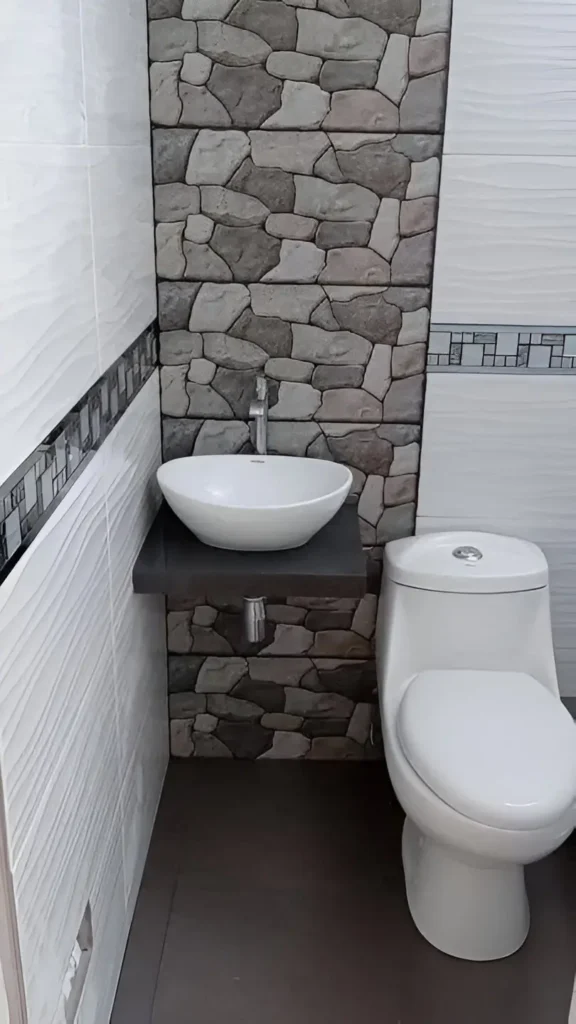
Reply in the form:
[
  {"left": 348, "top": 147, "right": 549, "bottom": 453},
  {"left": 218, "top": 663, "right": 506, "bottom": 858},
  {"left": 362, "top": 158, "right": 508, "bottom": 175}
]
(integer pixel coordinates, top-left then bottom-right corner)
[{"left": 157, "top": 454, "right": 353, "bottom": 513}]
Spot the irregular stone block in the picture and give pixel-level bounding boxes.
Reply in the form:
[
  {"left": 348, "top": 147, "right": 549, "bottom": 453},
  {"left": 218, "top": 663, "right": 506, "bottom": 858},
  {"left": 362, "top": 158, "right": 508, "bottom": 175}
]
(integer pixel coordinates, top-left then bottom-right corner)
[
  {"left": 330, "top": 289, "right": 401, "bottom": 343},
  {"left": 320, "top": 59, "right": 379, "bottom": 92},
  {"left": 294, "top": 176, "right": 379, "bottom": 221},
  {"left": 347, "top": 0, "right": 420, "bottom": 33},
  {"left": 310, "top": 629, "right": 371, "bottom": 657},
  {"left": 400, "top": 196, "right": 437, "bottom": 236},
  {"left": 169, "top": 691, "right": 206, "bottom": 717},
  {"left": 194, "top": 713, "right": 218, "bottom": 733},
  {"left": 261, "top": 623, "right": 314, "bottom": 655},
  {"left": 194, "top": 733, "right": 234, "bottom": 757},
  {"left": 158, "top": 281, "right": 201, "bottom": 329},
  {"left": 369, "top": 198, "right": 400, "bottom": 260},
  {"left": 285, "top": 688, "right": 354, "bottom": 718},
  {"left": 186, "top": 358, "right": 216, "bottom": 384},
  {"left": 263, "top": 81, "right": 330, "bottom": 129},
  {"left": 397, "top": 306, "right": 430, "bottom": 344},
  {"left": 416, "top": 0, "right": 452, "bottom": 35},
  {"left": 204, "top": 332, "right": 268, "bottom": 369},
  {"left": 150, "top": 61, "right": 183, "bottom": 126},
  {"left": 149, "top": 18, "right": 197, "bottom": 61},
  {"left": 269, "top": 381, "right": 321, "bottom": 419},
  {"left": 163, "top": 418, "right": 203, "bottom": 459},
  {"left": 292, "top": 324, "right": 371, "bottom": 364},
  {"left": 310, "top": 298, "right": 340, "bottom": 330},
  {"left": 405, "top": 156, "right": 440, "bottom": 199},
  {"left": 197, "top": 656, "right": 248, "bottom": 692},
  {"left": 186, "top": 129, "right": 250, "bottom": 185},
  {"left": 265, "top": 357, "right": 314, "bottom": 382},
  {"left": 229, "top": 158, "right": 295, "bottom": 212},
  {"left": 260, "top": 713, "right": 304, "bottom": 730},
  {"left": 215, "top": 723, "right": 272, "bottom": 758},
  {"left": 316, "top": 221, "right": 371, "bottom": 249},
  {"left": 233, "top": 679, "right": 285, "bottom": 711},
  {"left": 363, "top": 344, "right": 391, "bottom": 399},
  {"left": 201, "top": 186, "right": 269, "bottom": 226},
  {"left": 317, "top": 388, "right": 382, "bottom": 421},
  {"left": 391, "top": 342, "right": 426, "bottom": 377},
  {"left": 399, "top": 71, "right": 446, "bottom": 131},
  {"left": 170, "top": 720, "right": 194, "bottom": 757},
  {"left": 313, "top": 147, "right": 345, "bottom": 183},
  {"left": 208, "top": 64, "right": 282, "bottom": 127},
  {"left": 320, "top": 247, "right": 390, "bottom": 285},
  {"left": 377, "top": 501, "right": 416, "bottom": 543},
  {"left": 193, "top": 419, "right": 250, "bottom": 454},
  {"left": 198, "top": 22, "right": 271, "bottom": 66},
  {"left": 324, "top": 425, "right": 393, "bottom": 475},
  {"left": 230, "top": 308, "right": 292, "bottom": 356},
  {"left": 228, "top": 0, "right": 298, "bottom": 49},
  {"left": 156, "top": 222, "right": 185, "bottom": 280},
  {"left": 153, "top": 128, "right": 197, "bottom": 184},
  {"left": 183, "top": 240, "right": 232, "bottom": 280},
  {"left": 296, "top": 10, "right": 387, "bottom": 60},
  {"left": 262, "top": 239, "right": 326, "bottom": 283},
  {"left": 248, "top": 657, "right": 313, "bottom": 686},
  {"left": 358, "top": 473, "right": 384, "bottom": 527},
  {"left": 323, "top": 90, "right": 399, "bottom": 131},
  {"left": 384, "top": 473, "right": 417, "bottom": 506},
  {"left": 179, "top": 83, "right": 231, "bottom": 126},
  {"left": 149, "top": 0, "right": 183, "bottom": 19},
  {"left": 160, "top": 329, "right": 202, "bottom": 364},
  {"left": 335, "top": 142, "right": 410, "bottom": 198},
  {"left": 250, "top": 130, "right": 329, "bottom": 174},
  {"left": 375, "top": 32, "right": 409, "bottom": 103},
  {"left": 347, "top": 702, "right": 373, "bottom": 744},
  {"left": 265, "top": 213, "right": 318, "bottom": 240},
  {"left": 185, "top": 213, "right": 214, "bottom": 243},
  {"left": 250, "top": 284, "right": 324, "bottom": 321},
  {"left": 210, "top": 224, "right": 281, "bottom": 281},
  {"left": 382, "top": 374, "right": 424, "bottom": 422},
  {"left": 188, "top": 281, "right": 250, "bottom": 330},
  {"left": 181, "top": 52, "right": 213, "bottom": 85},
  {"left": 409, "top": 32, "right": 449, "bottom": 76},
  {"left": 182, "top": 0, "right": 236, "bottom": 16},
  {"left": 155, "top": 182, "right": 200, "bottom": 221},
  {"left": 391, "top": 230, "right": 434, "bottom": 284},
  {"left": 266, "top": 51, "right": 323, "bottom": 81},
  {"left": 259, "top": 732, "right": 311, "bottom": 758},
  {"left": 312, "top": 365, "right": 364, "bottom": 389},
  {"left": 185, "top": 381, "right": 233, "bottom": 416}
]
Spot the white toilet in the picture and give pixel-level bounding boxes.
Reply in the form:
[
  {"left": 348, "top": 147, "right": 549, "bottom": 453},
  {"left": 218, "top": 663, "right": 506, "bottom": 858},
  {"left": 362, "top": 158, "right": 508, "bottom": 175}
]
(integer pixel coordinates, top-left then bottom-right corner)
[{"left": 376, "top": 531, "right": 576, "bottom": 962}]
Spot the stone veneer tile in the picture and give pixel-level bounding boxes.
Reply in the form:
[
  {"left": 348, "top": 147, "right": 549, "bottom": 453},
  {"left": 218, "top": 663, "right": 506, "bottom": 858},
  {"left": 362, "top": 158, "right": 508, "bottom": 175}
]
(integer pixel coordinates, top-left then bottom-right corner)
[
  {"left": 153, "top": 131, "right": 441, "bottom": 285},
  {"left": 168, "top": 654, "right": 381, "bottom": 759},
  {"left": 149, "top": 0, "right": 451, "bottom": 131},
  {"left": 158, "top": 282, "right": 429, "bottom": 425}
]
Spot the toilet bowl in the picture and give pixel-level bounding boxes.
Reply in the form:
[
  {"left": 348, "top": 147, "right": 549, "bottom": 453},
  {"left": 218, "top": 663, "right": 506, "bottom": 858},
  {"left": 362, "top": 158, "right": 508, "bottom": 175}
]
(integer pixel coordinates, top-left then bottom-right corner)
[{"left": 376, "top": 531, "right": 576, "bottom": 961}]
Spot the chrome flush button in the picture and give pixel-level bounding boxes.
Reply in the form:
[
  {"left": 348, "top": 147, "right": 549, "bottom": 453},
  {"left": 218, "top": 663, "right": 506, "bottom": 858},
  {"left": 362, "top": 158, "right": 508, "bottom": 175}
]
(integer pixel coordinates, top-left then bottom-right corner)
[{"left": 452, "top": 545, "right": 483, "bottom": 564}]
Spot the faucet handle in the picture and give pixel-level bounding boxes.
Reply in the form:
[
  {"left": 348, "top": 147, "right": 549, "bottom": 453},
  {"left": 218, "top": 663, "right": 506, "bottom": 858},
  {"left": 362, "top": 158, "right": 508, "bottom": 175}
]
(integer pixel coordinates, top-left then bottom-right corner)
[{"left": 254, "top": 375, "right": 268, "bottom": 401}]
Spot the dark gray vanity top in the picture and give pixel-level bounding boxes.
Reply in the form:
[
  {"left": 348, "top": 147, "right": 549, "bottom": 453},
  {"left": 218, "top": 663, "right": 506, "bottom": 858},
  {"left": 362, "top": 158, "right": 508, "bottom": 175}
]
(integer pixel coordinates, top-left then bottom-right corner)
[{"left": 133, "top": 503, "right": 366, "bottom": 598}]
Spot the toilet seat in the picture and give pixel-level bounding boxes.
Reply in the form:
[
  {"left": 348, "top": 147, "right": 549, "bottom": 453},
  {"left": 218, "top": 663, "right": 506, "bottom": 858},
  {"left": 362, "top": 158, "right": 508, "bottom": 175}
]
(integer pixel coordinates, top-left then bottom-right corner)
[{"left": 397, "top": 670, "right": 576, "bottom": 831}]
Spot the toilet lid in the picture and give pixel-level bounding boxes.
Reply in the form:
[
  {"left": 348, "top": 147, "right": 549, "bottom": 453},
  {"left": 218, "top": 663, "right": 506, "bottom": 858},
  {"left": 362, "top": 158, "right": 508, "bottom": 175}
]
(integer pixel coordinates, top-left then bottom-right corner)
[{"left": 397, "top": 670, "right": 576, "bottom": 831}]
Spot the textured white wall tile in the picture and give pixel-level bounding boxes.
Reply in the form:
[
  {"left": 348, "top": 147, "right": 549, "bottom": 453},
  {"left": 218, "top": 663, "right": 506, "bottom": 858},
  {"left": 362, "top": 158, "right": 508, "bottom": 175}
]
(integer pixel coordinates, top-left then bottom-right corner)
[
  {"left": 89, "top": 146, "right": 157, "bottom": 375},
  {"left": 445, "top": 0, "right": 576, "bottom": 156},
  {"left": 417, "top": 373, "right": 576, "bottom": 695},
  {"left": 80, "top": 0, "right": 151, "bottom": 146},
  {"left": 418, "top": 374, "right": 576, "bottom": 520},
  {"left": 432, "top": 156, "right": 576, "bottom": 326},
  {"left": 105, "top": 375, "right": 168, "bottom": 909},
  {"left": 0, "top": 457, "right": 120, "bottom": 1024},
  {"left": 0, "top": 145, "right": 99, "bottom": 485},
  {"left": 0, "top": 0, "right": 85, "bottom": 145}
]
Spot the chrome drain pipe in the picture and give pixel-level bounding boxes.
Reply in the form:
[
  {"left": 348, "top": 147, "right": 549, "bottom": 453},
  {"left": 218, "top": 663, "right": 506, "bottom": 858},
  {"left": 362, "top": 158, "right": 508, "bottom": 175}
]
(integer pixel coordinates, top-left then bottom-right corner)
[{"left": 243, "top": 597, "right": 266, "bottom": 643}]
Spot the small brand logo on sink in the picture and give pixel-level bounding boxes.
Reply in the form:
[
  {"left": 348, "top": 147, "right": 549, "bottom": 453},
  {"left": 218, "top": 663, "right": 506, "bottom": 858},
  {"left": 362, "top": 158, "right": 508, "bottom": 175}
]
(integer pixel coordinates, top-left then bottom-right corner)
[{"left": 250, "top": 459, "right": 265, "bottom": 464}]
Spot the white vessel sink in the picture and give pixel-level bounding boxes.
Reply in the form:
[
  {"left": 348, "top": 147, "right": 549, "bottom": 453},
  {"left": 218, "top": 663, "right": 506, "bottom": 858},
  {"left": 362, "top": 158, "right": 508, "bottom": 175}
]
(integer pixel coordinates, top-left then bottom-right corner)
[{"left": 156, "top": 455, "right": 353, "bottom": 551}]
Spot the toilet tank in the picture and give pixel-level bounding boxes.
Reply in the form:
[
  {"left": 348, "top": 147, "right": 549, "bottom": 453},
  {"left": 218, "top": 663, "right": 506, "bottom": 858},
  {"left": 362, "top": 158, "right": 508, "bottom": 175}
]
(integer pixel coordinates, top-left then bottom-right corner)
[{"left": 376, "top": 532, "right": 559, "bottom": 705}]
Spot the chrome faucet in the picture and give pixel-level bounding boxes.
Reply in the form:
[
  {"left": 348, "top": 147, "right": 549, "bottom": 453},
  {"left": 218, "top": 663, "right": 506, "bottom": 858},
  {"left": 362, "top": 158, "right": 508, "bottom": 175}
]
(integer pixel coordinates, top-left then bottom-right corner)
[{"left": 249, "top": 375, "right": 268, "bottom": 455}]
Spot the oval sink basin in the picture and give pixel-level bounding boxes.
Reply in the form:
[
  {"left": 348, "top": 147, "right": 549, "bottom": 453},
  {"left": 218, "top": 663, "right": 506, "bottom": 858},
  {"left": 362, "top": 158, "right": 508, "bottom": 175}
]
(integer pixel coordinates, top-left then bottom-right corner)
[{"left": 157, "top": 455, "right": 353, "bottom": 551}]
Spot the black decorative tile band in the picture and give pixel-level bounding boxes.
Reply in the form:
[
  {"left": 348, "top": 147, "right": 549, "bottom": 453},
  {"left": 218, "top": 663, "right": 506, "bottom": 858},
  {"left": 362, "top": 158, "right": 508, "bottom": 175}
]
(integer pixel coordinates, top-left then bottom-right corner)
[
  {"left": 427, "top": 325, "right": 576, "bottom": 372},
  {"left": 0, "top": 324, "right": 158, "bottom": 584}
]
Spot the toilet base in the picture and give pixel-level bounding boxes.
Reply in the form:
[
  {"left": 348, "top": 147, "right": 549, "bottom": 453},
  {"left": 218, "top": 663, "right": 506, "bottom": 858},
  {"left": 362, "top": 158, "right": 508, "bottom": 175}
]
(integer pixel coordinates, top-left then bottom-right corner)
[{"left": 402, "top": 817, "right": 530, "bottom": 961}]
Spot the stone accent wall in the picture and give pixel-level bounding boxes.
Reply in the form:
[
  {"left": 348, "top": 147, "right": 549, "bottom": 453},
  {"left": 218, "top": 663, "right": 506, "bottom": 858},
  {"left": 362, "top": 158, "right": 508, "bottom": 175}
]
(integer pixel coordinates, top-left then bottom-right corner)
[{"left": 148, "top": 0, "right": 452, "bottom": 759}]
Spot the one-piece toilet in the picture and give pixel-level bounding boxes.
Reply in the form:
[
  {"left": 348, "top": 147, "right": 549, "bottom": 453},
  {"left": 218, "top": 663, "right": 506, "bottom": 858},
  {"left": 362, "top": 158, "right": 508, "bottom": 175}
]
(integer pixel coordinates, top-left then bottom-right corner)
[{"left": 376, "top": 531, "right": 576, "bottom": 961}]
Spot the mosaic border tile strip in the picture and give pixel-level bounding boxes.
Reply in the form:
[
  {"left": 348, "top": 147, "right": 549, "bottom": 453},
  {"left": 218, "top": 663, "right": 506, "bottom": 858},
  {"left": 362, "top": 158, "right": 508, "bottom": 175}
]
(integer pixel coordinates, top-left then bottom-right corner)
[
  {"left": 0, "top": 324, "right": 157, "bottom": 583},
  {"left": 427, "top": 325, "right": 576, "bottom": 372}
]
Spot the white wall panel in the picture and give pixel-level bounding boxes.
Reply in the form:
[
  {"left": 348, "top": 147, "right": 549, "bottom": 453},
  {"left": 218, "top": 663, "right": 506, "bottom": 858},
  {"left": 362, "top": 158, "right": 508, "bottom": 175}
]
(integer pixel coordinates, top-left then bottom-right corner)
[
  {"left": 417, "top": 374, "right": 576, "bottom": 694},
  {"left": 89, "top": 146, "right": 157, "bottom": 374},
  {"left": 445, "top": 0, "right": 576, "bottom": 157},
  {"left": 432, "top": 156, "right": 576, "bottom": 326},
  {"left": 0, "top": 146, "right": 98, "bottom": 485},
  {"left": 81, "top": 0, "right": 151, "bottom": 146},
  {"left": 0, "top": 458, "right": 119, "bottom": 1024},
  {"left": 0, "top": 0, "right": 85, "bottom": 146}
]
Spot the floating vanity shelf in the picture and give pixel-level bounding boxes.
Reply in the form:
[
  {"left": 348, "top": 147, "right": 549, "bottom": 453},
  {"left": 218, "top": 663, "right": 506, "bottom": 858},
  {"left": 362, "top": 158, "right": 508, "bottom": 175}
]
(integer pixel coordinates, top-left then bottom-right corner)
[{"left": 133, "top": 502, "right": 367, "bottom": 598}]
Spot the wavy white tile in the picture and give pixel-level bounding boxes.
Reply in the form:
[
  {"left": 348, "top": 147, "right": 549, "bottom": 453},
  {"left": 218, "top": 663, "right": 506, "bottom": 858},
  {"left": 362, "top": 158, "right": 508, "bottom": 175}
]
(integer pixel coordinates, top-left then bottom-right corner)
[
  {"left": 0, "top": 454, "right": 121, "bottom": 1024},
  {"left": 104, "top": 375, "right": 168, "bottom": 908},
  {"left": 432, "top": 156, "right": 576, "bottom": 325},
  {"left": 0, "top": 0, "right": 85, "bottom": 145},
  {"left": 0, "top": 145, "right": 99, "bottom": 486},
  {"left": 89, "top": 146, "right": 157, "bottom": 376},
  {"left": 445, "top": 0, "right": 576, "bottom": 156},
  {"left": 80, "top": 0, "right": 151, "bottom": 146}
]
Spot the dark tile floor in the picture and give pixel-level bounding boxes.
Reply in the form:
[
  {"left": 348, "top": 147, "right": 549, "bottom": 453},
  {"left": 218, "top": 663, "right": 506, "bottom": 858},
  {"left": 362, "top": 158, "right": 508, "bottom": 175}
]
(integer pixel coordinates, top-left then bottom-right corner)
[{"left": 111, "top": 762, "right": 576, "bottom": 1024}]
